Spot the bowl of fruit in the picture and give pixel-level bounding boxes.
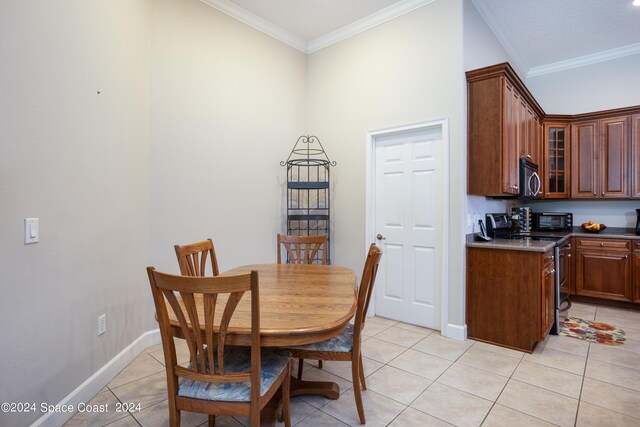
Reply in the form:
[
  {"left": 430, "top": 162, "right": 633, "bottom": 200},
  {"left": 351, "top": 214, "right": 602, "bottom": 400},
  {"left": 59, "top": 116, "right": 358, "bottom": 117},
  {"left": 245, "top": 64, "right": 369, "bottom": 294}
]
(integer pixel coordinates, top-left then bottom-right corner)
[{"left": 581, "top": 221, "right": 606, "bottom": 233}]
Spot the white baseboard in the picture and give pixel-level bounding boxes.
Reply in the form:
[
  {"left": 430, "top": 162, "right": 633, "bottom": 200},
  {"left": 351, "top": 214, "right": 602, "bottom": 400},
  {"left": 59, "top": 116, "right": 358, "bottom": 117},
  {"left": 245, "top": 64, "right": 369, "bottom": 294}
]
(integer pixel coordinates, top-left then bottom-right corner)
[
  {"left": 31, "top": 329, "right": 161, "bottom": 427},
  {"left": 441, "top": 323, "right": 467, "bottom": 341}
]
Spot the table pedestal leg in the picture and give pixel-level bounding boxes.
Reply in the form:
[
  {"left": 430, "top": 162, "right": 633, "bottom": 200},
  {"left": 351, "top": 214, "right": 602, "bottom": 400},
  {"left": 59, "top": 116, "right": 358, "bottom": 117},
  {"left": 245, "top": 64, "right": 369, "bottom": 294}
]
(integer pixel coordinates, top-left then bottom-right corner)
[{"left": 290, "top": 376, "right": 340, "bottom": 399}]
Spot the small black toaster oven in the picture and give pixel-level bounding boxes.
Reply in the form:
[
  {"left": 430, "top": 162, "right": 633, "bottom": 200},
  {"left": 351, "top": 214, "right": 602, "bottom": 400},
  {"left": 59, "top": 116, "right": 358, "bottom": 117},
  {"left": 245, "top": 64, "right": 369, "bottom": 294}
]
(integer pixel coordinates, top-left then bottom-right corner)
[{"left": 532, "top": 212, "right": 573, "bottom": 231}]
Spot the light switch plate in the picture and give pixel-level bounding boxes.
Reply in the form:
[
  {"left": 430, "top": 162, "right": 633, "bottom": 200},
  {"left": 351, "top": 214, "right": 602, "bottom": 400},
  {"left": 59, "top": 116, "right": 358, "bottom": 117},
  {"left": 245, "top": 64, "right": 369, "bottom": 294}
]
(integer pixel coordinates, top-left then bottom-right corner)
[{"left": 24, "top": 218, "right": 39, "bottom": 244}]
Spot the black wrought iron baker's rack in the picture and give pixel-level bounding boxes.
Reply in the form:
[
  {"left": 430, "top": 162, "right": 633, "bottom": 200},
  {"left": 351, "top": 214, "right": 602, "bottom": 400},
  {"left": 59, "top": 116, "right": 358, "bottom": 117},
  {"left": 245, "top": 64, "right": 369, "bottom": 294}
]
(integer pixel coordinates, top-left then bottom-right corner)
[{"left": 281, "top": 136, "right": 335, "bottom": 264}]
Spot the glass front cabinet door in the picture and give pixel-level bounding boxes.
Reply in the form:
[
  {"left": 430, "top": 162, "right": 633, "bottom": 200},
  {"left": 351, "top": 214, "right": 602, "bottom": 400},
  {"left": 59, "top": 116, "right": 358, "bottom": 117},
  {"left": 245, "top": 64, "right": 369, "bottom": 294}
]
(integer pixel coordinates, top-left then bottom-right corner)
[{"left": 543, "top": 122, "right": 571, "bottom": 198}]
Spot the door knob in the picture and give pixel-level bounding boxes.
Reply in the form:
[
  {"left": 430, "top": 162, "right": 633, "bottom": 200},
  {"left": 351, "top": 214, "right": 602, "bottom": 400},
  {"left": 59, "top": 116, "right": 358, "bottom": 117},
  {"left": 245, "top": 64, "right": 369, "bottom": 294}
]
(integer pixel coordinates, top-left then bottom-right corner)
[{"left": 376, "top": 234, "right": 386, "bottom": 241}]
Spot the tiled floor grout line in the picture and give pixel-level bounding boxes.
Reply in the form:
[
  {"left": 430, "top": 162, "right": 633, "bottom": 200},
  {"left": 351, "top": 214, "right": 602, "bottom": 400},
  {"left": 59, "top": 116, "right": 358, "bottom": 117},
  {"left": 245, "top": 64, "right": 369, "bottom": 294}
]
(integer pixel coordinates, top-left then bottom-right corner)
[
  {"left": 474, "top": 347, "right": 529, "bottom": 427},
  {"left": 69, "top": 308, "right": 640, "bottom": 427},
  {"left": 572, "top": 340, "right": 592, "bottom": 427}
]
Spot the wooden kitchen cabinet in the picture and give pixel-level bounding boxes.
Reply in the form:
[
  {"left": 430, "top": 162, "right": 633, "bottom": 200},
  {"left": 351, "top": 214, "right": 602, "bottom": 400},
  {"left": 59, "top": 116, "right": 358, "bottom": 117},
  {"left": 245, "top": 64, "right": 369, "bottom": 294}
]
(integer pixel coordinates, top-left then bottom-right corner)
[
  {"left": 467, "top": 247, "right": 554, "bottom": 352},
  {"left": 571, "top": 117, "right": 630, "bottom": 199},
  {"left": 519, "top": 99, "right": 541, "bottom": 166},
  {"left": 571, "top": 121, "right": 598, "bottom": 198},
  {"left": 467, "top": 63, "right": 544, "bottom": 197},
  {"left": 467, "top": 62, "right": 640, "bottom": 199},
  {"left": 543, "top": 122, "right": 570, "bottom": 198},
  {"left": 575, "top": 238, "right": 632, "bottom": 301},
  {"left": 541, "top": 252, "right": 556, "bottom": 339},
  {"left": 633, "top": 241, "right": 640, "bottom": 302},
  {"left": 632, "top": 114, "right": 640, "bottom": 197}
]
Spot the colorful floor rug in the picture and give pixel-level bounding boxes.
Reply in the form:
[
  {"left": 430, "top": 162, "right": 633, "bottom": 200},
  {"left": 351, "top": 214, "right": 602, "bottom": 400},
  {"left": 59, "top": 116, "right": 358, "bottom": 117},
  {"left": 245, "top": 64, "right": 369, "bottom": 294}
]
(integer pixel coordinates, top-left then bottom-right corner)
[{"left": 559, "top": 316, "right": 625, "bottom": 345}]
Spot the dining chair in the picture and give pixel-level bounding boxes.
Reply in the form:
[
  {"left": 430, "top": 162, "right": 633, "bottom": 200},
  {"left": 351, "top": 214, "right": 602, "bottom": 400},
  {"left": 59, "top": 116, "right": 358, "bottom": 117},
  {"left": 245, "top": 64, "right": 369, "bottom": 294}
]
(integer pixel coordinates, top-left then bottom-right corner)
[
  {"left": 174, "top": 238, "right": 219, "bottom": 277},
  {"left": 146, "top": 267, "right": 292, "bottom": 427},
  {"left": 277, "top": 234, "right": 328, "bottom": 265},
  {"left": 286, "top": 243, "right": 382, "bottom": 425},
  {"left": 277, "top": 233, "right": 328, "bottom": 374}
]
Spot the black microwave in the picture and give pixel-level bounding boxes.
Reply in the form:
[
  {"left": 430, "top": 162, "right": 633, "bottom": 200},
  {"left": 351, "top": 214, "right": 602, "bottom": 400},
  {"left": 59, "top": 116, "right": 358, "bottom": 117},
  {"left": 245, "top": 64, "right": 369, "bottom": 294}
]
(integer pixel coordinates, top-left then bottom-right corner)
[{"left": 532, "top": 212, "right": 573, "bottom": 231}]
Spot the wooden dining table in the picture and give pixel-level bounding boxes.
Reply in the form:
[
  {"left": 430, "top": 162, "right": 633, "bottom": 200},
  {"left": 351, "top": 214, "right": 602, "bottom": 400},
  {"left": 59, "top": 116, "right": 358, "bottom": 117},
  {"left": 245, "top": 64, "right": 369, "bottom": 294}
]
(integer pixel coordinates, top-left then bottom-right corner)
[{"left": 166, "top": 263, "right": 358, "bottom": 418}]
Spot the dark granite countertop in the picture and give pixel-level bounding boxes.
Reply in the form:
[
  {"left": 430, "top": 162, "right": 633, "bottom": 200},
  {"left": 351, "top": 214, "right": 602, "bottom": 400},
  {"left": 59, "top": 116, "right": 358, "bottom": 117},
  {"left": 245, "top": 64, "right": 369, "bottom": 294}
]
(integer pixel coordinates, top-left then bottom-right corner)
[{"left": 466, "top": 227, "right": 640, "bottom": 252}]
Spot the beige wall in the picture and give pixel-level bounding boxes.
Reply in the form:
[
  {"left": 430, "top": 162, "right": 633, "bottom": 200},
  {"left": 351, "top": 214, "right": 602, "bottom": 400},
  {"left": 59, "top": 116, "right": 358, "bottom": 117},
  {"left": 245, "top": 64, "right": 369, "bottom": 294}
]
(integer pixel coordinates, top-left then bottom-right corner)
[
  {"left": 148, "top": 0, "right": 308, "bottom": 273},
  {"left": 0, "top": 1, "right": 152, "bottom": 425},
  {"left": 463, "top": 0, "right": 520, "bottom": 234},
  {"left": 526, "top": 54, "right": 640, "bottom": 115},
  {"left": 307, "top": 0, "right": 467, "bottom": 330}
]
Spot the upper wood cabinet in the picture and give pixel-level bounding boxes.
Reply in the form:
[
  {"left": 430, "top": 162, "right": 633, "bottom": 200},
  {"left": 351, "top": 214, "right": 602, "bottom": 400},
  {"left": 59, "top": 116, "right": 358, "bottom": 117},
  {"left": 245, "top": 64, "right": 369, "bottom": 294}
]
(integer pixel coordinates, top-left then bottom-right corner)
[
  {"left": 571, "top": 117, "right": 630, "bottom": 199},
  {"left": 571, "top": 121, "right": 599, "bottom": 198},
  {"left": 467, "top": 63, "right": 544, "bottom": 197},
  {"left": 467, "top": 62, "right": 640, "bottom": 199},
  {"left": 633, "top": 114, "right": 640, "bottom": 197},
  {"left": 543, "top": 122, "right": 570, "bottom": 198},
  {"left": 520, "top": 101, "right": 541, "bottom": 166}
]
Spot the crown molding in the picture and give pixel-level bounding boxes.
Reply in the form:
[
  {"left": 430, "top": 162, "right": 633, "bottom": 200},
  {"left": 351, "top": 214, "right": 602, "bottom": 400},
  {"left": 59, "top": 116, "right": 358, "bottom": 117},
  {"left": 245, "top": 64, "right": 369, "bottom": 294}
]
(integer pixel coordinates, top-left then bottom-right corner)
[
  {"left": 527, "top": 42, "right": 640, "bottom": 78},
  {"left": 470, "top": 0, "right": 529, "bottom": 78},
  {"left": 307, "top": 0, "right": 437, "bottom": 53},
  {"left": 201, "top": 0, "right": 438, "bottom": 54},
  {"left": 200, "top": 0, "right": 307, "bottom": 52}
]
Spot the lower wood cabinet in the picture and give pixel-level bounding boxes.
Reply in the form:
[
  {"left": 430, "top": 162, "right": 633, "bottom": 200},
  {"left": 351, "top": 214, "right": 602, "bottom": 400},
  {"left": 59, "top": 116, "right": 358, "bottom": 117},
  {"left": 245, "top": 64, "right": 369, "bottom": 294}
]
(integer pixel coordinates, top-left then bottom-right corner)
[
  {"left": 634, "top": 241, "right": 640, "bottom": 302},
  {"left": 575, "top": 238, "right": 632, "bottom": 301},
  {"left": 541, "top": 257, "right": 555, "bottom": 340},
  {"left": 467, "top": 247, "right": 555, "bottom": 352}
]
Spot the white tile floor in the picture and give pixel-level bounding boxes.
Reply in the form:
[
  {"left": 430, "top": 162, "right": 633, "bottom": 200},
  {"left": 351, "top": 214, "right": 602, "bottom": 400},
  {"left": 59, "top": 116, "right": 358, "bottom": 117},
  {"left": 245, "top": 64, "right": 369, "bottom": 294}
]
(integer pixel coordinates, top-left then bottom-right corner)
[{"left": 65, "top": 302, "right": 640, "bottom": 427}]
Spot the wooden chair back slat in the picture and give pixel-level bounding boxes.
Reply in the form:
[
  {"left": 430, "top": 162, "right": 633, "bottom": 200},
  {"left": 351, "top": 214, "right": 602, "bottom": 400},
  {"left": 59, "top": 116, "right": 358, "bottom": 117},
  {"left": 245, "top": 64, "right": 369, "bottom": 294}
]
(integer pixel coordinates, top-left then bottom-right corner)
[
  {"left": 203, "top": 293, "right": 218, "bottom": 374},
  {"left": 175, "top": 239, "right": 220, "bottom": 277},
  {"left": 216, "top": 291, "right": 245, "bottom": 375},
  {"left": 163, "top": 289, "right": 201, "bottom": 370},
  {"left": 277, "top": 234, "right": 328, "bottom": 265},
  {"left": 147, "top": 268, "right": 257, "bottom": 385}
]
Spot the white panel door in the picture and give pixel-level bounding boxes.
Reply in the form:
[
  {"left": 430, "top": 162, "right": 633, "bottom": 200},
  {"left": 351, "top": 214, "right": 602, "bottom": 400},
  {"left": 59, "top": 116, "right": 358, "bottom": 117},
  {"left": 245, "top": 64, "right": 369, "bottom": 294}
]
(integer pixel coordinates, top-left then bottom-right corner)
[{"left": 374, "top": 126, "right": 442, "bottom": 329}]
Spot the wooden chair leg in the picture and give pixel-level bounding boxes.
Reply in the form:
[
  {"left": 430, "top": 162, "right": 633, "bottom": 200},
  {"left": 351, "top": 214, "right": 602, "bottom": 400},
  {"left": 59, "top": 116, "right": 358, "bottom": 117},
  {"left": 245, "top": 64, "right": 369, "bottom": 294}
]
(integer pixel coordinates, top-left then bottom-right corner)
[
  {"left": 250, "top": 404, "right": 260, "bottom": 427},
  {"left": 359, "top": 354, "right": 366, "bottom": 390},
  {"left": 282, "top": 362, "right": 292, "bottom": 427},
  {"left": 297, "top": 357, "right": 304, "bottom": 380},
  {"left": 208, "top": 414, "right": 215, "bottom": 426},
  {"left": 351, "top": 356, "right": 366, "bottom": 424},
  {"left": 168, "top": 400, "right": 181, "bottom": 427}
]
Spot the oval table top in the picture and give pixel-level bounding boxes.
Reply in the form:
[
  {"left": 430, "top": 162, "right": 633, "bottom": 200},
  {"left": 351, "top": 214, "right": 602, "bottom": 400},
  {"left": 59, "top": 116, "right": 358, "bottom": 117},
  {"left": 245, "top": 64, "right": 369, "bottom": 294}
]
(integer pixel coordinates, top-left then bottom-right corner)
[{"left": 169, "top": 263, "right": 357, "bottom": 347}]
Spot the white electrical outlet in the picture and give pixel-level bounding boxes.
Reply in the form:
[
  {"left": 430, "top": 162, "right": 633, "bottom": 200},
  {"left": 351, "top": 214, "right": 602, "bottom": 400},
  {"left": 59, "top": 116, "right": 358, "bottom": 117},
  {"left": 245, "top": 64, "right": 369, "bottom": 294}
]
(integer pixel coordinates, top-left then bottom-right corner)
[{"left": 97, "top": 314, "right": 106, "bottom": 336}]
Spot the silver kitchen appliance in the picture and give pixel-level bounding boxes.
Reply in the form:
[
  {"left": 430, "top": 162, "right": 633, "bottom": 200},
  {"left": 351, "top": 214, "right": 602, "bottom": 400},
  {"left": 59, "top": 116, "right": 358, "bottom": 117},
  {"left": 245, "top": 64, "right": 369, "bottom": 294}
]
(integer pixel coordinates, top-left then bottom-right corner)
[
  {"left": 519, "top": 158, "right": 541, "bottom": 199},
  {"left": 532, "top": 212, "right": 573, "bottom": 231},
  {"left": 511, "top": 206, "right": 532, "bottom": 233}
]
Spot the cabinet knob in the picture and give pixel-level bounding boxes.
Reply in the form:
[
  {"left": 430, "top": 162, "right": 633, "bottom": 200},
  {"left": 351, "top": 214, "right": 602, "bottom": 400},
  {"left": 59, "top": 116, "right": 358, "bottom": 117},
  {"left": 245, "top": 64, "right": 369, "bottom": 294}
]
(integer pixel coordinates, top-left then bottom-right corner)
[
  {"left": 600, "top": 242, "right": 604, "bottom": 247},
  {"left": 526, "top": 154, "right": 532, "bottom": 159},
  {"left": 601, "top": 192, "right": 605, "bottom": 196},
  {"left": 513, "top": 185, "right": 519, "bottom": 190}
]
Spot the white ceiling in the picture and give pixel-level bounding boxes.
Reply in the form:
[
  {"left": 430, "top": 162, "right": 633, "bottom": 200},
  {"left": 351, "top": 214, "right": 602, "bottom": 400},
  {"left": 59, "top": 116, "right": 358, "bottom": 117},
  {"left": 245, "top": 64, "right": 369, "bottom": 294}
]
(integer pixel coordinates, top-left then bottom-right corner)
[
  {"left": 201, "top": 0, "right": 640, "bottom": 76},
  {"left": 473, "top": 0, "right": 640, "bottom": 77}
]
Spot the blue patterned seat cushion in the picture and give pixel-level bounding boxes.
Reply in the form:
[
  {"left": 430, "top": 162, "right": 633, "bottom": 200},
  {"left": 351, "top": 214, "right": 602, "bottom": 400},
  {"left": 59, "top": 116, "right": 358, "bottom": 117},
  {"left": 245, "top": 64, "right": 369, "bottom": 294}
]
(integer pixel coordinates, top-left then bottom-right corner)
[
  {"left": 287, "top": 323, "right": 354, "bottom": 352},
  {"left": 178, "top": 346, "right": 291, "bottom": 402}
]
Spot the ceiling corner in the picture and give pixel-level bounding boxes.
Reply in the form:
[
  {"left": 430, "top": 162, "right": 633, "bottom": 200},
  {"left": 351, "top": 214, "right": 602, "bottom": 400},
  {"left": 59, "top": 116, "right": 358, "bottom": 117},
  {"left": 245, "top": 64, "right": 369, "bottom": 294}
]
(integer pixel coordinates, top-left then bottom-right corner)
[
  {"left": 469, "top": 0, "right": 529, "bottom": 77},
  {"left": 200, "top": 0, "right": 308, "bottom": 53}
]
